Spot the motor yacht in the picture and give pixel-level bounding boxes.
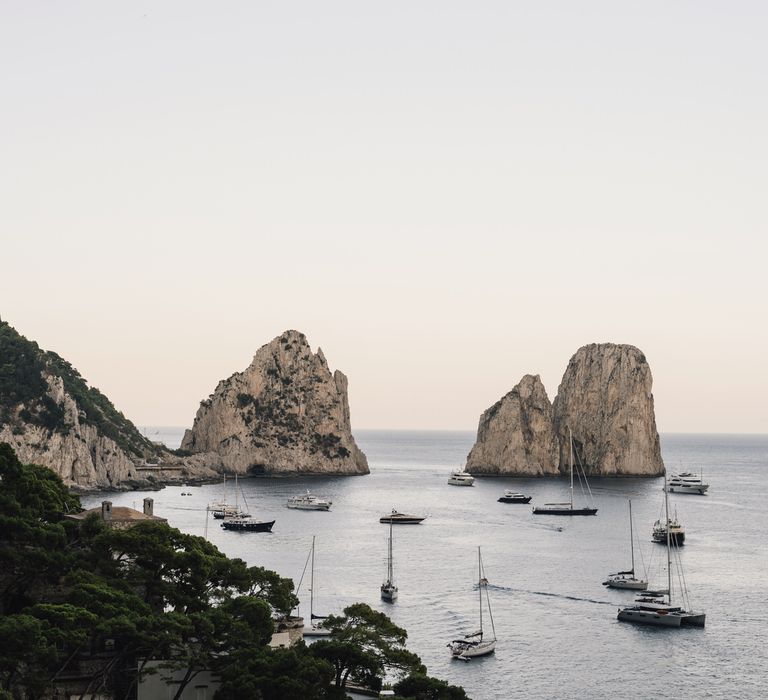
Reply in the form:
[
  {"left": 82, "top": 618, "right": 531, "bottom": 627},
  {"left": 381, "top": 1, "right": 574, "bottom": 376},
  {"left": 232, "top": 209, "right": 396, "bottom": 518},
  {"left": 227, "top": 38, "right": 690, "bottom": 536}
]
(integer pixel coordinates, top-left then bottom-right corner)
[
  {"left": 287, "top": 491, "right": 333, "bottom": 511},
  {"left": 497, "top": 491, "right": 532, "bottom": 504},
  {"left": 668, "top": 472, "right": 709, "bottom": 495},
  {"left": 448, "top": 471, "right": 475, "bottom": 486}
]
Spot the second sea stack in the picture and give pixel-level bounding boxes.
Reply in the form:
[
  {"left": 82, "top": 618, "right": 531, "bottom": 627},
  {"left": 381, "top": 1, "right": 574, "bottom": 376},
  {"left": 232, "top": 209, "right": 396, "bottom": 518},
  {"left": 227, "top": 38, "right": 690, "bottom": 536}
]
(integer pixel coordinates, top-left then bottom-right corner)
[
  {"left": 180, "top": 330, "right": 369, "bottom": 475},
  {"left": 465, "top": 343, "right": 664, "bottom": 477},
  {"left": 552, "top": 343, "right": 664, "bottom": 476}
]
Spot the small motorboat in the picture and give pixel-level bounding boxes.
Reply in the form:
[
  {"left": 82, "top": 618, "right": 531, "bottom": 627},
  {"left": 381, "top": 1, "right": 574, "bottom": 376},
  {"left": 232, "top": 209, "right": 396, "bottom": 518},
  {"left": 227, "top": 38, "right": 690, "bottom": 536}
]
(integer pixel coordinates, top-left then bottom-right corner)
[
  {"left": 379, "top": 509, "right": 425, "bottom": 524},
  {"left": 497, "top": 490, "right": 532, "bottom": 504}
]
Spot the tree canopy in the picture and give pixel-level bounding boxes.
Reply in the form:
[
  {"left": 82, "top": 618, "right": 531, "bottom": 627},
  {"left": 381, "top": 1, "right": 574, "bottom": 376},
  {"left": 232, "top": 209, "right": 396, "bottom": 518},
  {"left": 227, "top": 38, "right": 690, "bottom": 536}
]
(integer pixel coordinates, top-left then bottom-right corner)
[{"left": 0, "top": 443, "right": 470, "bottom": 699}]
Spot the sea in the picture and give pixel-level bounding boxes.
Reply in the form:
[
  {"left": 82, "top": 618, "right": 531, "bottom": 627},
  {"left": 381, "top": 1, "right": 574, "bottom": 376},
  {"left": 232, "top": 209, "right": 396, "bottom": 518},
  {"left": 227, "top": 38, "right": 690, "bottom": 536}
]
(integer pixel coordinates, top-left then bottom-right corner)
[{"left": 85, "top": 430, "right": 768, "bottom": 699}]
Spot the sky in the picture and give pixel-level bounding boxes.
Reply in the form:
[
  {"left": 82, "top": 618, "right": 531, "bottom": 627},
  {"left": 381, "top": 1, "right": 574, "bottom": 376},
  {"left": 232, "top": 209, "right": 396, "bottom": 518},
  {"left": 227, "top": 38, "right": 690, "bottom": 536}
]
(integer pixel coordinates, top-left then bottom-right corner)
[{"left": 1, "top": 1, "right": 766, "bottom": 432}]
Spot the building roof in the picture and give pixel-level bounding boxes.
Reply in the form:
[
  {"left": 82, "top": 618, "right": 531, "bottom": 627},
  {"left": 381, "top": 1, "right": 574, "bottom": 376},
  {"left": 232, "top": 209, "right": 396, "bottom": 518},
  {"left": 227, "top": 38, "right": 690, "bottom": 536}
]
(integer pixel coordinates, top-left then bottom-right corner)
[{"left": 64, "top": 506, "right": 167, "bottom": 523}]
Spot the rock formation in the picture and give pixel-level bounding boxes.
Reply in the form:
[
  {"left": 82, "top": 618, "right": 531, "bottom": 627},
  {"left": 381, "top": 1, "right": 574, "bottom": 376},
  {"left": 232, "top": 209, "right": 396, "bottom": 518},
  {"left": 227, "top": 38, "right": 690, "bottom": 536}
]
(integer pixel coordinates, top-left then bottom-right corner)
[
  {"left": 465, "top": 344, "right": 664, "bottom": 477},
  {"left": 552, "top": 343, "right": 664, "bottom": 476},
  {"left": 0, "top": 319, "right": 160, "bottom": 489},
  {"left": 465, "top": 375, "right": 558, "bottom": 475},
  {"left": 180, "top": 330, "right": 369, "bottom": 475}
]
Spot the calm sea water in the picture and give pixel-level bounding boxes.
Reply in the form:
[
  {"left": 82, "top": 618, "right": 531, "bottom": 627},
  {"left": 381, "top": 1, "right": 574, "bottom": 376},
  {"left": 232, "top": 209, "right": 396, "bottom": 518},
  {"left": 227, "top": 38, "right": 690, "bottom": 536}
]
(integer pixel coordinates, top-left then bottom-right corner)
[{"left": 93, "top": 430, "right": 768, "bottom": 699}]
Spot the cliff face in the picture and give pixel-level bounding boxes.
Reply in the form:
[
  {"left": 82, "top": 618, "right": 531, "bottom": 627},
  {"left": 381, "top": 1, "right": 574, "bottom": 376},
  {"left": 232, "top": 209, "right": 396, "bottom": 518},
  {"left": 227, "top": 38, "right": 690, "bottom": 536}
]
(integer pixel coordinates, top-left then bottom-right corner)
[
  {"left": 180, "top": 330, "right": 369, "bottom": 475},
  {"left": 465, "top": 375, "right": 558, "bottom": 476},
  {"left": 0, "top": 320, "right": 158, "bottom": 489},
  {"left": 552, "top": 344, "right": 664, "bottom": 476}
]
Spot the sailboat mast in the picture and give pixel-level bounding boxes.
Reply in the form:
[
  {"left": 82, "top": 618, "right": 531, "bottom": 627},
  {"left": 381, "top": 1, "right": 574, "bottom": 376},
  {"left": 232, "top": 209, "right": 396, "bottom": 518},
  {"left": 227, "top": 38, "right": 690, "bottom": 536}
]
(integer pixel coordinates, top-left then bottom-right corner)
[
  {"left": 478, "top": 546, "right": 483, "bottom": 638},
  {"left": 664, "top": 473, "right": 672, "bottom": 604},
  {"left": 310, "top": 535, "right": 315, "bottom": 619},
  {"left": 569, "top": 428, "right": 574, "bottom": 510},
  {"left": 388, "top": 519, "right": 394, "bottom": 583},
  {"left": 629, "top": 499, "right": 635, "bottom": 574}
]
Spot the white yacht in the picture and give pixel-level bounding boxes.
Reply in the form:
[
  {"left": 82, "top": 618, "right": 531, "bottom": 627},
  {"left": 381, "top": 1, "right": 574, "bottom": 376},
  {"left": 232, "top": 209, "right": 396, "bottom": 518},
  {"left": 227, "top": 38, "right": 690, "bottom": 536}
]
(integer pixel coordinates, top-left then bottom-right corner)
[
  {"left": 668, "top": 471, "right": 709, "bottom": 495},
  {"left": 448, "top": 471, "right": 475, "bottom": 486},
  {"left": 287, "top": 491, "right": 333, "bottom": 511}
]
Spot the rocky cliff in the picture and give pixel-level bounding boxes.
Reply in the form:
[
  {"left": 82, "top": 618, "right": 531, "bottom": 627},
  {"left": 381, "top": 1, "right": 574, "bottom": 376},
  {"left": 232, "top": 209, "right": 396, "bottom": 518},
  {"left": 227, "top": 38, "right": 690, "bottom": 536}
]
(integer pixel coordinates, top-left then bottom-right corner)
[
  {"left": 179, "top": 330, "right": 369, "bottom": 475},
  {"left": 0, "top": 319, "right": 160, "bottom": 489},
  {"left": 465, "top": 375, "right": 558, "bottom": 475},
  {"left": 465, "top": 344, "right": 664, "bottom": 477},
  {"left": 552, "top": 343, "right": 664, "bottom": 476}
]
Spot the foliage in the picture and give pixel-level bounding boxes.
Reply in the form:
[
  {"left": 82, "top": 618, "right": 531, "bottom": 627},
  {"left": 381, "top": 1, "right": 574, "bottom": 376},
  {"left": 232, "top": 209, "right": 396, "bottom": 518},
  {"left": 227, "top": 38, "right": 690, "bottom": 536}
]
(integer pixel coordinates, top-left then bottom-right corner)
[
  {"left": 393, "top": 673, "right": 471, "bottom": 700},
  {"left": 310, "top": 603, "right": 424, "bottom": 689},
  {"left": 0, "top": 318, "right": 156, "bottom": 457},
  {"left": 0, "top": 444, "right": 464, "bottom": 700},
  {"left": 215, "top": 646, "right": 343, "bottom": 700}
]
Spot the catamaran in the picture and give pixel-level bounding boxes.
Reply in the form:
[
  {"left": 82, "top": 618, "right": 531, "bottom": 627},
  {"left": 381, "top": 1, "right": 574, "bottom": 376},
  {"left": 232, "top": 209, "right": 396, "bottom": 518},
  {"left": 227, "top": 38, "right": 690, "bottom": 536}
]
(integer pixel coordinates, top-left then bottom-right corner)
[
  {"left": 381, "top": 517, "right": 398, "bottom": 602},
  {"left": 617, "top": 476, "right": 705, "bottom": 627},
  {"left": 533, "top": 428, "right": 597, "bottom": 516},
  {"left": 603, "top": 500, "right": 648, "bottom": 590},
  {"left": 448, "top": 547, "right": 497, "bottom": 660}
]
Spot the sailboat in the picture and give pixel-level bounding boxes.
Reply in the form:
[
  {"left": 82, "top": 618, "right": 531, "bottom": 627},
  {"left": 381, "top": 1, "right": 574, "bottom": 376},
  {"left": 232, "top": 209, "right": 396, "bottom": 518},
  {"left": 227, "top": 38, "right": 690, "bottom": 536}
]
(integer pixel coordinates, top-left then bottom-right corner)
[
  {"left": 532, "top": 428, "right": 598, "bottom": 515},
  {"left": 303, "top": 536, "right": 332, "bottom": 637},
  {"left": 448, "top": 547, "right": 496, "bottom": 660},
  {"left": 603, "top": 500, "right": 648, "bottom": 590},
  {"left": 380, "top": 517, "right": 398, "bottom": 602},
  {"left": 617, "top": 475, "right": 706, "bottom": 627},
  {"left": 210, "top": 474, "right": 239, "bottom": 519},
  {"left": 220, "top": 475, "right": 275, "bottom": 532}
]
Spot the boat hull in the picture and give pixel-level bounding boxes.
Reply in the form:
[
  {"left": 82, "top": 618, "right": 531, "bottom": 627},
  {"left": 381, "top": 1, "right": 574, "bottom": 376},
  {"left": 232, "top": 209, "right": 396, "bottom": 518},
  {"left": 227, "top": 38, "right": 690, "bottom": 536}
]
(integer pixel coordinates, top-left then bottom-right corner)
[
  {"left": 451, "top": 639, "right": 496, "bottom": 659},
  {"left": 652, "top": 532, "right": 685, "bottom": 546},
  {"left": 617, "top": 608, "right": 706, "bottom": 628},
  {"left": 532, "top": 507, "right": 598, "bottom": 516},
  {"left": 381, "top": 584, "right": 398, "bottom": 602},
  {"left": 603, "top": 578, "right": 648, "bottom": 590},
  {"left": 669, "top": 485, "right": 708, "bottom": 495},
  {"left": 498, "top": 496, "right": 532, "bottom": 504},
  {"left": 303, "top": 626, "right": 333, "bottom": 637},
  {"left": 221, "top": 519, "right": 275, "bottom": 532},
  {"left": 379, "top": 516, "right": 425, "bottom": 524},
  {"left": 287, "top": 503, "right": 331, "bottom": 511}
]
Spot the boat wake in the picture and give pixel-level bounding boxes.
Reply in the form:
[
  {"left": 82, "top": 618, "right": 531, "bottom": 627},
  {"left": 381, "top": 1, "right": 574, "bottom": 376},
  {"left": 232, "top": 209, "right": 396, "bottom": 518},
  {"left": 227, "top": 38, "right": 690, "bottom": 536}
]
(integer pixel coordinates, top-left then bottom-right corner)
[{"left": 478, "top": 584, "right": 615, "bottom": 607}]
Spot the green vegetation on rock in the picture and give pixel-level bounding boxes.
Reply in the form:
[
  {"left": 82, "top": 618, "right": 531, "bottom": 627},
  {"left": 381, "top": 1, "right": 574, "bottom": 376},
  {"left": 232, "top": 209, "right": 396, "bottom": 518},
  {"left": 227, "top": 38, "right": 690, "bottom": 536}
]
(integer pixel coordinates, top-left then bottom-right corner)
[{"left": 0, "top": 318, "right": 156, "bottom": 457}]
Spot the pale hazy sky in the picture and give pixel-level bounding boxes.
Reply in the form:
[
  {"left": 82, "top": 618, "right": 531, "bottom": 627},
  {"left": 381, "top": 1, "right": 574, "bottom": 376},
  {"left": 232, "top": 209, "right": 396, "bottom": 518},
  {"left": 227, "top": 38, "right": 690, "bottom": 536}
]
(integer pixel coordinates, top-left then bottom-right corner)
[{"left": 2, "top": 2, "right": 766, "bottom": 432}]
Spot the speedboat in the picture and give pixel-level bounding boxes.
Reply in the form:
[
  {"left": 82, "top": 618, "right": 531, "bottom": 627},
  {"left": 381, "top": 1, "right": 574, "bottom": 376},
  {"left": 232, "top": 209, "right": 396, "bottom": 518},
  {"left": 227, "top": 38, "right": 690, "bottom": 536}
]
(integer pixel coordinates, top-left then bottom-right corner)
[
  {"left": 287, "top": 491, "right": 332, "bottom": 511},
  {"left": 668, "top": 472, "right": 709, "bottom": 495},
  {"left": 497, "top": 491, "right": 532, "bottom": 504},
  {"left": 448, "top": 471, "right": 475, "bottom": 486},
  {"left": 379, "top": 510, "right": 425, "bottom": 524}
]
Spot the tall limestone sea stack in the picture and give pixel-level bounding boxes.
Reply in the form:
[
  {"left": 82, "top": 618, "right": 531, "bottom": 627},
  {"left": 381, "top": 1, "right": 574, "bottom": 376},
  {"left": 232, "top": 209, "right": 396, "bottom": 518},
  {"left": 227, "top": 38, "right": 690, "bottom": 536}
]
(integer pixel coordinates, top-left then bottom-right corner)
[
  {"left": 465, "top": 375, "right": 558, "bottom": 475},
  {"left": 0, "top": 319, "right": 160, "bottom": 489},
  {"left": 552, "top": 344, "right": 664, "bottom": 476},
  {"left": 180, "top": 330, "right": 369, "bottom": 475},
  {"left": 466, "top": 343, "right": 664, "bottom": 477}
]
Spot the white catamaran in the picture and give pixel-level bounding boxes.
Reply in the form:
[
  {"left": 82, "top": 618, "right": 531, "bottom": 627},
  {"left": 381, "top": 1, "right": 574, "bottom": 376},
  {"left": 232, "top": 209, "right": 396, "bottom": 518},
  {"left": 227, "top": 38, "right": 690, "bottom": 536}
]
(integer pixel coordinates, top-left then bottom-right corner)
[
  {"left": 617, "top": 476, "right": 706, "bottom": 628},
  {"left": 448, "top": 547, "right": 497, "bottom": 660},
  {"left": 603, "top": 499, "right": 648, "bottom": 590}
]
